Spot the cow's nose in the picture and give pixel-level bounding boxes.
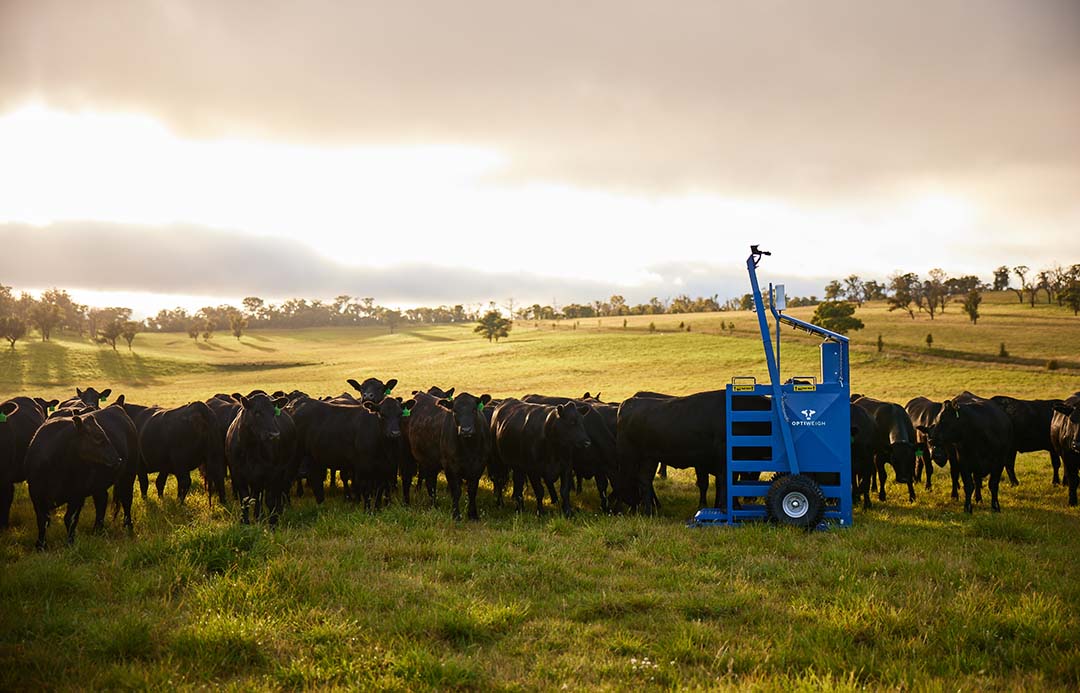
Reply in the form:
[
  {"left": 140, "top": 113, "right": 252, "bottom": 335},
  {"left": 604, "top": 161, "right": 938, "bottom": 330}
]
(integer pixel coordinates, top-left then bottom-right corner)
[
  {"left": 389, "top": 430, "right": 401, "bottom": 439},
  {"left": 269, "top": 431, "right": 281, "bottom": 440},
  {"left": 458, "top": 426, "right": 474, "bottom": 437},
  {"left": 582, "top": 440, "right": 592, "bottom": 448}
]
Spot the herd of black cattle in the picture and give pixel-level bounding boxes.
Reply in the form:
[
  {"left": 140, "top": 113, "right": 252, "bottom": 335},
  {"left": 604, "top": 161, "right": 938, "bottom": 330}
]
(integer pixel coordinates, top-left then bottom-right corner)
[{"left": 0, "top": 377, "right": 1078, "bottom": 549}]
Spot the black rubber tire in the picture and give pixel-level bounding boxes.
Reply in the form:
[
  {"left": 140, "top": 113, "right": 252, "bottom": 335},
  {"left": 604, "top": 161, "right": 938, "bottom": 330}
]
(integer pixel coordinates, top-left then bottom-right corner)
[{"left": 766, "top": 474, "right": 826, "bottom": 529}]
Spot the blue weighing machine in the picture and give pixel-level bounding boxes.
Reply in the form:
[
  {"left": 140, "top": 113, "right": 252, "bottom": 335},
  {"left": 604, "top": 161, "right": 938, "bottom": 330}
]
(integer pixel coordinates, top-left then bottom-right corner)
[{"left": 692, "top": 246, "right": 853, "bottom": 528}]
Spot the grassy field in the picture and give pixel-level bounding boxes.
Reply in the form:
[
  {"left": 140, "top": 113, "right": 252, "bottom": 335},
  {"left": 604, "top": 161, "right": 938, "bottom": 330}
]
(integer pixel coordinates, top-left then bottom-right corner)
[{"left": 1, "top": 293, "right": 1079, "bottom": 690}]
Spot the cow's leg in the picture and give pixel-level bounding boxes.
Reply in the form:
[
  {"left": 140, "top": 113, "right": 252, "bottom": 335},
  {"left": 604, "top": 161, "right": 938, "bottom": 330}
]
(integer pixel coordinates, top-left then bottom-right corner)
[
  {"left": 138, "top": 466, "right": 149, "bottom": 499},
  {"left": 1065, "top": 456, "right": 1079, "bottom": 507},
  {"left": 1004, "top": 451, "right": 1019, "bottom": 487},
  {"left": 989, "top": 464, "right": 1003, "bottom": 512},
  {"left": 424, "top": 472, "right": 437, "bottom": 506},
  {"left": 511, "top": 469, "right": 526, "bottom": 513},
  {"left": 310, "top": 464, "right": 325, "bottom": 504},
  {"left": 0, "top": 482, "right": 13, "bottom": 528},
  {"left": 559, "top": 469, "right": 573, "bottom": 518},
  {"left": 155, "top": 471, "right": 168, "bottom": 498},
  {"left": 400, "top": 470, "right": 413, "bottom": 506},
  {"left": 34, "top": 504, "right": 48, "bottom": 551},
  {"left": 961, "top": 468, "right": 975, "bottom": 513},
  {"left": 177, "top": 471, "right": 193, "bottom": 504},
  {"left": 876, "top": 454, "right": 887, "bottom": 502},
  {"left": 922, "top": 455, "right": 933, "bottom": 490},
  {"left": 950, "top": 459, "right": 960, "bottom": 500},
  {"left": 907, "top": 481, "right": 916, "bottom": 503},
  {"left": 1051, "top": 451, "right": 1062, "bottom": 486},
  {"left": 870, "top": 465, "right": 878, "bottom": 492},
  {"left": 466, "top": 475, "right": 481, "bottom": 521},
  {"left": 447, "top": 470, "right": 463, "bottom": 521},
  {"left": 295, "top": 478, "right": 304, "bottom": 497},
  {"left": 658, "top": 463, "right": 667, "bottom": 479},
  {"left": 974, "top": 473, "right": 983, "bottom": 503},
  {"left": 543, "top": 477, "right": 559, "bottom": 508},
  {"left": 575, "top": 472, "right": 583, "bottom": 494},
  {"left": 63, "top": 497, "right": 86, "bottom": 545},
  {"left": 694, "top": 467, "right": 708, "bottom": 508},
  {"left": 528, "top": 472, "right": 546, "bottom": 516},
  {"left": 91, "top": 489, "right": 108, "bottom": 531},
  {"left": 595, "top": 474, "right": 609, "bottom": 514}
]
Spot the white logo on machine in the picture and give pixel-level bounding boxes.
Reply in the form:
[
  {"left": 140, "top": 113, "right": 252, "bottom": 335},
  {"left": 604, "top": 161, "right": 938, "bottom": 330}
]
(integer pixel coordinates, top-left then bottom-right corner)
[{"left": 792, "top": 407, "right": 826, "bottom": 427}]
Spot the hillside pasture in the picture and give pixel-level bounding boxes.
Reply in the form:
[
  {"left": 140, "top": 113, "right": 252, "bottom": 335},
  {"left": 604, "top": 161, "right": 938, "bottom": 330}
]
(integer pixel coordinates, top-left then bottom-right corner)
[{"left": 1, "top": 296, "right": 1079, "bottom": 690}]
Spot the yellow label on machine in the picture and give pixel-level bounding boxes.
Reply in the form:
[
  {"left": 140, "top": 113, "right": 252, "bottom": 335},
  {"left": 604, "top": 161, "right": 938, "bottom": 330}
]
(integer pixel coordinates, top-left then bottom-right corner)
[
  {"left": 733, "top": 384, "right": 755, "bottom": 392},
  {"left": 793, "top": 384, "right": 816, "bottom": 392}
]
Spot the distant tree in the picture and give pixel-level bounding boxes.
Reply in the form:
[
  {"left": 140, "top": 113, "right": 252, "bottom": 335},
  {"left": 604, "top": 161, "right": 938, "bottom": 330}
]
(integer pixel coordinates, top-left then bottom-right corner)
[
  {"left": 1013, "top": 265, "right": 1031, "bottom": 305},
  {"left": 474, "top": 310, "right": 511, "bottom": 342},
  {"left": 187, "top": 321, "right": 200, "bottom": 341},
  {"left": 609, "top": 295, "right": 627, "bottom": 316},
  {"left": 30, "top": 298, "right": 62, "bottom": 341},
  {"left": 242, "top": 296, "right": 264, "bottom": 320},
  {"left": 926, "top": 333, "right": 934, "bottom": 349},
  {"left": 999, "top": 342, "right": 1009, "bottom": 358},
  {"left": 381, "top": 309, "right": 402, "bottom": 334},
  {"left": 887, "top": 272, "right": 919, "bottom": 320},
  {"left": 824, "top": 280, "right": 843, "bottom": 301},
  {"left": 738, "top": 293, "right": 754, "bottom": 311},
  {"left": 992, "top": 266, "right": 1011, "bottom": 292},
  {"left": 202, "top": 320, "right": 214, "bottom": 342},
  {"left": 121, "top": 320, "right": 140, "bottom": 350},
  {"left": 0, "top": 316, "right": 27, "bottom": 349},
  {"left": 921, "top": 268, "right": 948, "bottom": 319},
  {"left": 862, "top": 281, "right": 887, "bottom": 302},
  {"left": 648, "top": 321, "right": 656, "bottom": 332},
  {"left": 843, "top": 275, "right": 864, "bottom": 306},
  {"left": 229, "top": 313, "right": 248, "bottom": 340},
  {"left": 622, "top": 318, "right": 627, "bottom": 329},
  {"left": 960, "top": 289, "right": 982, "bottom": 325},
  {"left": 876, "top": 334, "right": 884, "bottom": 353},
  {"left": 811, "top": 301, "right": 864, "bottom": 335},
  {"left": 97, "top": 319, "right": 123, "bottom": 351},
  {"left": 1063, "top": 285, "right": 1080, "bottom": 316}
]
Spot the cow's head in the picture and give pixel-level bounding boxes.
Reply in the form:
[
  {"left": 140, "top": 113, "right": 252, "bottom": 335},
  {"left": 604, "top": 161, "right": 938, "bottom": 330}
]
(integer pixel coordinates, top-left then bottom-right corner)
[
  {"left": 551, "top": 402, "right": 592, "bottom": 450},
  {"left": 33, "top": 398, "right": 60, "bottom": 415},
  {"left": 364, "top": 396, "right": 414, "bottom": 440},
  {"left": 1053, "top": 403, "right": 1080, "bottom": 453},
  {"left": 348, "top": 377, "right": 398, "bottom": 404},
  {"left": 582, "top": 392, "right": 602, "bottom": 402},
  {"left": 438, "top": 392, "right": 491, "bottom": 438},
  {"left": 72, "top": 414, "right": 120, "bottom": 469},
  {"left": 890, "top": 441, "right": 916, "bottom": 485},
  {"left": 918, "top": 399, "right": 965, "bottom": 466},
  {"left": 75, "top": 387, "right": 112, "bottom": 408},
  {"left": 236, "top": 392, "right": 289, "bottom": 448}
]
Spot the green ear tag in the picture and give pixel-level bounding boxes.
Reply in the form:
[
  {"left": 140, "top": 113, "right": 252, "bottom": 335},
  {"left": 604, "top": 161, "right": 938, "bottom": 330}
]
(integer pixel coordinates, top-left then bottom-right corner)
[
  {"left": 99, "top": 395, "right": 108, "bottom": 403},
  {"left": 49, "top": 405, "right": 56, "bottom": 412},
  {"left": 477, "top": 402, "right": 485, "bottom": 412},
  {"left": 402, "top": 408, "right": 411, "bottom": 418},
  {"left": 274, "top": 406, "right": 282, "bottom": 416},
  {"left": 0, "top": 413, "right": 7, "bottom": 424},
  {"left": 384, "top": 387, "right": 392, "bottom": 396},
  {"left": 915, "top": 450, "right": 924, "bottom": 459}
]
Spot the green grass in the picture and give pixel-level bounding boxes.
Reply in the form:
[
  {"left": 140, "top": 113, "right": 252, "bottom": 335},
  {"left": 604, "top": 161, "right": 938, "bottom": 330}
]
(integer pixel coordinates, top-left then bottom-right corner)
[{"left": 1, "top": 293, "right": 1079, "bottom": 690}]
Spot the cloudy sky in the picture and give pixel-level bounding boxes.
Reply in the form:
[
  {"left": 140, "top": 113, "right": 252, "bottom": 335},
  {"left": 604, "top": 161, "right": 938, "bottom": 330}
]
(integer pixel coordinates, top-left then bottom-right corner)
[{"left": 2, "top": 0, "right": 1078, "bottom": 315}]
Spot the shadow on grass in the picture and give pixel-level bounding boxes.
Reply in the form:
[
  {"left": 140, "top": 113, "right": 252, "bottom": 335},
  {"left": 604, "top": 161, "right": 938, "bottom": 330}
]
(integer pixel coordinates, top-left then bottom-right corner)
[
  {"left": 18, "top": 339, "right": 74, "bottom": 386},
  {"left": 403, "top": 331, "right": 454, "bottom": 343},
  {"left": 241, "top": 341, "right": 277, "bottom": 353}
]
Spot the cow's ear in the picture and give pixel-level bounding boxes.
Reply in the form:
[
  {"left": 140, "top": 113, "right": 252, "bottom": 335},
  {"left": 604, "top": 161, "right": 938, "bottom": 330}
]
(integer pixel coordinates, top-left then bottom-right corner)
[
  {"left": 273, "top": 397, "right": 288, "bottom": 410},
  {"left": 1053, "top": 404, "right": 1074, "bottom": 416},
  {"left": 576, "top": 403, "right": 590, "bottom": 416},
  {"left": 72, "top": 414, "right": 83, "bottom": 430},
  {"left": 100, "top": 389, "right": 112, "bottom": 401},
  {"left": 480, "top": 394, "right": 492, "bottom": 407},
  {"left": 403, "top": 399, "right": 416, "bottom": 411},
  {"left": 271, "top": 390, "right": 286, "bottom": 398},
  {"left": 583, "top": 392, "right": 592, "bottom": 400},
  {"left": 231, "top": 393, "right": 244, "bottom": 403},
  {"left": 916, "top": 424, "right": 929, "bottom": 434},
  {"left": 411, "top": 390, "right": 420, "bottom": 395},
  {"left": 443, "top": 387, "right": 455, "bottom": 399},
  {"left": 76, "top": 388, "right": 84, "bottom": 397},
  {"left": 850, "top": 393, "right": 862, "bottom": 402},
  {"left": 114, "top": 394, "right": 125, "bottom": 406},
  {"left": 347, "top": 378, "right": 362, "bottom": 392},
  {"left": 238, "top": 395, "right": 251, "bottom": 409},
  {"left": 0, "top": 401, "right": 18, "bottom": 420},
  {"left": 395, "top": 396, "right": 403, "bottom": 403},
  {"left": 363, "top": 401, "right": 379, "bottom": 413},
  {"left": 556, "top": 403, "right": 568, "bottom": 417},
  {"left": 438, "top": 398, "right": 453, "bottom": 410}
]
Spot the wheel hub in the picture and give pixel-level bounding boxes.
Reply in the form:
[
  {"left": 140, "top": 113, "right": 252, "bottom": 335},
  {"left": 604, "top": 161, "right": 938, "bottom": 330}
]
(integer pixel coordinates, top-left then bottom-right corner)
[{"left": 782, "top": 491, "right": 809, "bottom": 518}]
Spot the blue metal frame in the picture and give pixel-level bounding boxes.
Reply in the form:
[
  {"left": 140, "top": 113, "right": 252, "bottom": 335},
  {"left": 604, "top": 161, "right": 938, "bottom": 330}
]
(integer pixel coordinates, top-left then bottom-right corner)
[{"left": 692, "top": 247, "right": 854, "bottom": 527}]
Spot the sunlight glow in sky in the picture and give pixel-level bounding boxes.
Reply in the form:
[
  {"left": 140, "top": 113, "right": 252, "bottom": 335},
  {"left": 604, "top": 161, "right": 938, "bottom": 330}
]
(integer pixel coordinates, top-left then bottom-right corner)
[{"left": 1, "top": 103, "right": 1003, "bottom": 299}]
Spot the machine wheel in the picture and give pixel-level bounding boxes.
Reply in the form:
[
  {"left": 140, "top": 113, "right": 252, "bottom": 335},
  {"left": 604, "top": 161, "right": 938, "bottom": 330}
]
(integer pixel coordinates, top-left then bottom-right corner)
[{"left": 766, "top": 474, "right": 825, "bottom": 529}]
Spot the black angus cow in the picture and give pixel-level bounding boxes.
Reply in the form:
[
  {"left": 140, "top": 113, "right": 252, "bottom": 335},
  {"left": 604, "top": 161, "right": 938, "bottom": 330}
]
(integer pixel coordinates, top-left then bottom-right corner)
[
  {"left": 905, "top": 397, "right": 949, "bottom": 493},
  {"left": 346, "top": 377, "right": 399, "bottom": 403},
  {"left": 852, "top": 396, "right": 917, "bottom": 503},
  {"left": 406, "top": 391, "right": 492, "bottom": 520},
  {"left": 522, "top": 394, "right": 617, "bottom": 513},
  {"left": 25, "top": 414, "right": 121, "bottom": 549},
  {"left": 288, "top": 395, "right": 413, "bottom": 509},
  {"left": 491, "top": 398, "right": 591, "bottom": 517},
  {"left": 991, "top": 395, "right": 1064, "bottom": 485},
  {"left": 226, "top": 393, "right": 297, "bottom": 525},
  {"left": 82, "top": 397, "right": 140, "bottom": 531},
  {"left": 616, "top": 390, "right": 733, "bottom": 514},
  {"left": 1050, "top": 393, "right": 1080, "bottom": 507},
  {"left": 918, "top": 395, "right": 1015, "bottom": 513},
  {"left": 129, "top": 401, "right": 227, "bottom": 504},
  {"left": 1, "top": 398, "right": 47, "bottom": 527},
  {"left": 850, "top": 403, "right": 877, "bottom": 510}
]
